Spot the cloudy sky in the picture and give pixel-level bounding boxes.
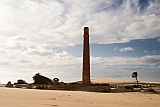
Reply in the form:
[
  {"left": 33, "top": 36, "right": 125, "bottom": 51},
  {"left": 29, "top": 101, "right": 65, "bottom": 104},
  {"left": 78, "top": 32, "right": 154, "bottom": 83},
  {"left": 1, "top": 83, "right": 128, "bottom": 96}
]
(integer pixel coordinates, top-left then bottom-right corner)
[{"left": 0, "top": 0, "right": 160, "bottom": 83}]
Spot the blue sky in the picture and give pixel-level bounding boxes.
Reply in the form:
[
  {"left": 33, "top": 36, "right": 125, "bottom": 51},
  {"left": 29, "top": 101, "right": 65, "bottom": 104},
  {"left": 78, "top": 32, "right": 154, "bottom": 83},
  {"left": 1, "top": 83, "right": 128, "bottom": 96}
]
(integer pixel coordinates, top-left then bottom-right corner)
[
  {"left": 55, "top": 37, "right": 160, "bottom": 57},
  {"left": 0, "top": 0, "right": 160, "bottom": 83}
]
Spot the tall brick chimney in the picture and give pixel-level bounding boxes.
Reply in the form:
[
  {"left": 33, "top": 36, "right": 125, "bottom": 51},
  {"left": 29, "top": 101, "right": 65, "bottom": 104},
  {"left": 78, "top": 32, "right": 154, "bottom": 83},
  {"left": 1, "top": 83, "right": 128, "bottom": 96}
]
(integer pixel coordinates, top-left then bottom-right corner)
[{"left": 82, "top": 27, "right": 90, "bottom": 85}]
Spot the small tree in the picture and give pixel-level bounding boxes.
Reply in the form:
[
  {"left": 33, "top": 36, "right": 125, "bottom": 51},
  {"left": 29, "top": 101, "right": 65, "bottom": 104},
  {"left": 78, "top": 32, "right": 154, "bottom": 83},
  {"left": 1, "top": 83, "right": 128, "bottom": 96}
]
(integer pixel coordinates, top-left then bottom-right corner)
[
  {"left": 132, "top": 72, "right": 138, "bottom": 85},
  {"left": 32, "top": 73, "right": 42, "bottom": 84},
  {"left": 32, "top": 73, "right": 53, "bottom": 84}
]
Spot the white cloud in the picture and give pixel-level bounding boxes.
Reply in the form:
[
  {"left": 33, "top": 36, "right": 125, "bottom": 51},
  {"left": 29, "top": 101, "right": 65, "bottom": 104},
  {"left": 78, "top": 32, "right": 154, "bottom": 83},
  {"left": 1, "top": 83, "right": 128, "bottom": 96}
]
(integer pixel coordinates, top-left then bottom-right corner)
[
  {"left": 114, "top": 47, "right": 117, "bottom": 50},
  {"left": 28, "top": 48, "right": 53, "bottom": 56},
  {"left": 0, "top": 36, "right": 82, "bottom": 69},
  {"left": 144, "top": 50, "right": 148, "bottom": 53},
  {"left": 91, "top": 55, "right": 160, "bottom": 66},
  {"left": 1, "top": 36, "right": 158, "bottom": 70},
  {"left": 102, "top": 65, "right": 147, "bottom": 70},
  {"left": 140, "top": 55, "right": 160, "bottom": 64},
  {"left": 119, "top": 47, "right": 134, "bottom": 52},
  {"left": 0, "top": 62, "right": 10, "bottom": 66},
  {"left": 19, "top": 59, "right": 31, "bottom": 63},
  {"left": 120, "top": 66, "right": 143, "bottom": 70},
  {"left": 10, "top": 36, "right": 28, "bottom": 41},
  {"left": 0, "top": 0, "right": 159, "bottom": 46},
  {"left": 124, "top": 14, "right": 160, "bottom": 39},
  {"left": 101, "top": 65, "right": 117, "bottom": 69}
]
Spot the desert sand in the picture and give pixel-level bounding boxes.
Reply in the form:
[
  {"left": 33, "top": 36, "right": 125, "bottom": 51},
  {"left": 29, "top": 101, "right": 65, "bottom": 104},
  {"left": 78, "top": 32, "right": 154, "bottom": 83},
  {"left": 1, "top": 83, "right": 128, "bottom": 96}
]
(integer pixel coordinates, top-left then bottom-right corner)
[
  {"left": 0, "top": 78, "right": 160, "bottom": 107},
  {"left": 91, "top": 78, "right": 130, "bottom": 84}
]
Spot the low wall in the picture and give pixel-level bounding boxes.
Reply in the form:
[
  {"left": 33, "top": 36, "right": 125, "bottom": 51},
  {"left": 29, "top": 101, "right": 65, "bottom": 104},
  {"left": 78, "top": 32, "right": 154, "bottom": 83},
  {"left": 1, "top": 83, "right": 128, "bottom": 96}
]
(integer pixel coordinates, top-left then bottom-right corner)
[{"left": 7, "top": 83, "right": 110, "bottom": 92}]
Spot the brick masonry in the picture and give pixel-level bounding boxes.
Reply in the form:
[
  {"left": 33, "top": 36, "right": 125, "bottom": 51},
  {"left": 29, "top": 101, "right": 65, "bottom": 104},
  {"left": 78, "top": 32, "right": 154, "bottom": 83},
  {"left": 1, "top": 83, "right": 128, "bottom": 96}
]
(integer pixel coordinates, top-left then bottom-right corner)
[{"left": 82, "top": 27, "right": 90, "bottom": 85}]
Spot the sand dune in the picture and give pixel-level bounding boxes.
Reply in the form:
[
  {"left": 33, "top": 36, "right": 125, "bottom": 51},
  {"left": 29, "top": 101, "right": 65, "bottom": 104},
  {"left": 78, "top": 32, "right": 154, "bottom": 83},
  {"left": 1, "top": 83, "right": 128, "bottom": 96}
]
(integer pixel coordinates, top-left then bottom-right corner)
[
  {"left": 0, "top": 78, "right": 160, "bottom": 107},
  {"left": 92, "top": 78, "right": 160, "bottom": 85},
  {"left": 91, "top": 78, "right": 130, "bottom": 84}
]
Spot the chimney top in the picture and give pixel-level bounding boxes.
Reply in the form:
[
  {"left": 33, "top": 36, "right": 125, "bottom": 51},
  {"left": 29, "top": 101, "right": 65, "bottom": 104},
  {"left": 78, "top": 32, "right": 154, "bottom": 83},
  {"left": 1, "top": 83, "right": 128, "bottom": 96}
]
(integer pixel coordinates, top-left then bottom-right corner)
[
  {"left": 84, "top": 27, "right": 88, "bottom": 29},
  {"left": 84, "top": 27, "right": 89, "bottom": 35}
]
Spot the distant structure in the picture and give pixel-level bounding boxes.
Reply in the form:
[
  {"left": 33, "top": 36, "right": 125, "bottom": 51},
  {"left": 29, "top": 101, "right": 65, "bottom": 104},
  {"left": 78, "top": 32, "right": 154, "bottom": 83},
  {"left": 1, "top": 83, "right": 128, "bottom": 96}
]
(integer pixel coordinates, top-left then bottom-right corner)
[
  {"left": 5, "top": 81, "right": 13, "bottom": 87},
  {"left": 82, "top": 27, "right": 91, "bottom": 85}
]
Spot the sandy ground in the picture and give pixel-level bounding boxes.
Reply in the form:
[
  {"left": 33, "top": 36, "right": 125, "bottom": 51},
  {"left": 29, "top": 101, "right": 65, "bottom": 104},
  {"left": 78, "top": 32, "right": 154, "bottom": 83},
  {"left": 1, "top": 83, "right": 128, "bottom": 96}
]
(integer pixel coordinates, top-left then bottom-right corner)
[{"left": 0, "top": 78, "right": 160, "bottom": 107}]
